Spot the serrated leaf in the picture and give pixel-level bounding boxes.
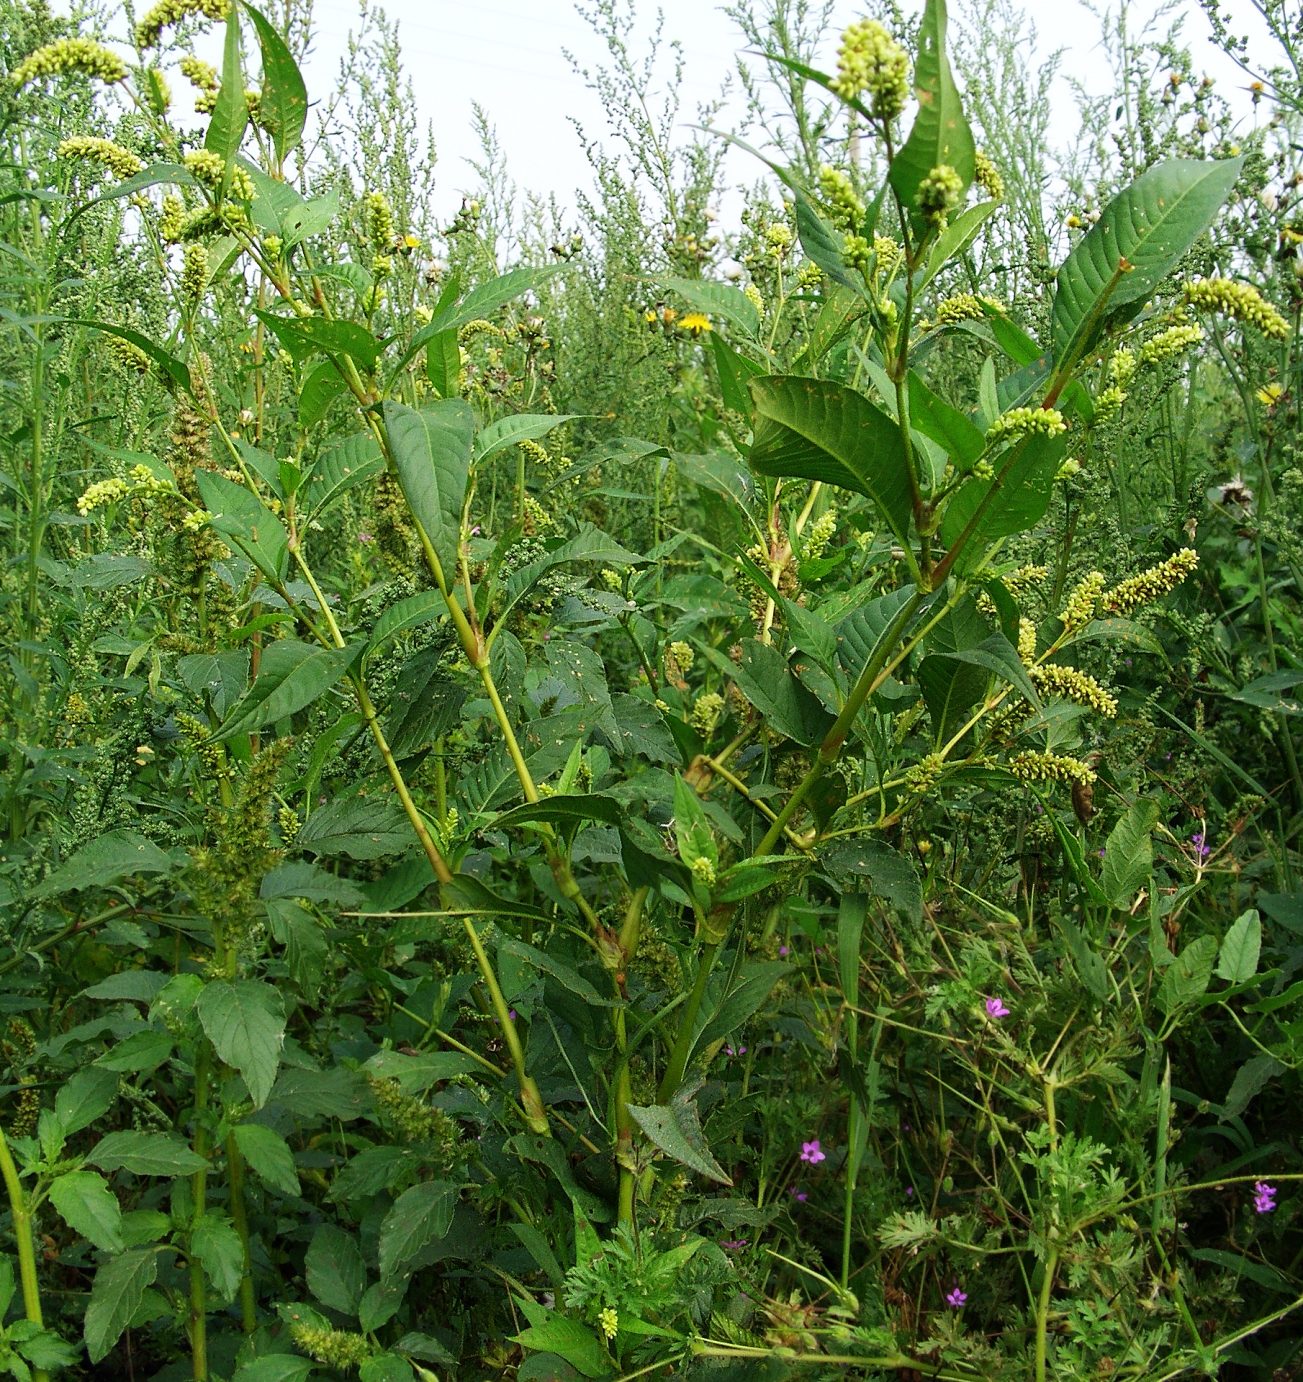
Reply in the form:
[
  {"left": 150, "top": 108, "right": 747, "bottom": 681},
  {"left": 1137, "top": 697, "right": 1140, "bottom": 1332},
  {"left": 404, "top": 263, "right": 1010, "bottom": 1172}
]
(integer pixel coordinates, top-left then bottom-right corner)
[
  {"left": 55, "top": 1068, "right": 119, "bottom": 1136},
  {"left": 233, "top": 1122, "right": 300, "bottom": 1195},
  {"left": 749, "top": 375, "right": 911, "bottom": 547},
  {"left": 49, "top": 1172, "right": 124, "bottom": 1253},
  {"left": 85, "top": 1249, "right": 158, "bottom": 1363},
  {"left": 34, "top": 829, "right": 172, "bottom": 898},
  {"left": 192, "top": 1212, "right": 244, "bottom": 1300},
  {"left": 215, "top": 639, "right": 355, "bottom": 741},
  {"left": 307, "top": 1224, "right": 366, "bottom": 1314},
  {"left": 88, "top": 1131, "right": 208, "bottom": 1177},
  {"left": 1102, "top": 798, "right": 1160, "bottom": 909},
  {"left": 628, "top": 1085, "right": 732, "bottom": 1185},
  {"left": 243, "top": 3, "right": 307, "bottom": 162},
  {"left": 1051, "top": 157, "right": 1243, "bottom": 366},
  {"left": 378, "top": 1181, "right": 457, "bottom": 1282},
  {"left": 196, "top": 979, "right": 286, "bottom": 1107},
  {"left": 296, "top": 797, "right": 413, "bottom": 859},
  {"left": 384, "top": 399, "right": 474, "bottom": 584},
  {"left": 1217, "top": 909, "right": 1261, "bottom": 983}
]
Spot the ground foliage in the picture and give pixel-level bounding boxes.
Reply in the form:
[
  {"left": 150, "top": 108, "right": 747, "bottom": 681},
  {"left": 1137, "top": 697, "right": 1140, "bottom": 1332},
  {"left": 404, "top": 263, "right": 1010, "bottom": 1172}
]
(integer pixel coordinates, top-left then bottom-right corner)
[{"left": 0, "top": 0, "right": 1301, "bottom": 1378}]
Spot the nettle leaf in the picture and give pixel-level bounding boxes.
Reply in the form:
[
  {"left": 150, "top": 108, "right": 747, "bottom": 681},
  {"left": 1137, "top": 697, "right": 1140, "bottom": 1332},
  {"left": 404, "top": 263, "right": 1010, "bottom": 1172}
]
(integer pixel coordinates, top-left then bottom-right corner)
[
  {"left": 749, "top": 375, "right": 912, "bottom": 548},
  {"left": 49, "top": 1171, "right": 124, "bottom": 1253},
  {"left": 1101, "top": 798, "right": 1160, "bottom": 909},
  {"left": 195, "top": 469, "right": 289, "bottom": 582},
  {"left": 887, "top": 0, "right": 974, "bottom": 231},
  {"left": 378, "top": 1180, "right": 457, "bottom": 1283},
  {"left": 196, "top": 979, "right": 286, "bottom": 1107},
  {"left": 88, "top": 1130, "right": 208, "bottom": 1177},
  {"left": 34, "top": 829, "right": 173, "bottom": 898},
  {"left": 383, "top": 399, "right": 474, "bottom": 585},
  {"left": 1051, "top": 157, "right": 1243, "bottom": 367},
  {"left": 243, "top": 3, "right": 308, "bottom": 162},
  {"left": 85, "top": 1248, "right": 158, "bottom": 1363},
  {"left": 1217, "top": 909, "right": 1262, "bottom": 984},
  {"left": 306, "top": 1224, "right": 367, "bottom": 1314},
  {"left": 628, "top": 1083, "right": 732, "bottom": 1185},
  {"left": 232, "top": 1122, "right": 300, "bottom": 1196},
  {"left": 296, "top": 797, "right": 414, "bottom": 859},
  {"left": 192, "top": 1212, "right": 244, "bottom": 1301},
  {"left": 215, "top": 639, "right": 356, "bottom": 741}
]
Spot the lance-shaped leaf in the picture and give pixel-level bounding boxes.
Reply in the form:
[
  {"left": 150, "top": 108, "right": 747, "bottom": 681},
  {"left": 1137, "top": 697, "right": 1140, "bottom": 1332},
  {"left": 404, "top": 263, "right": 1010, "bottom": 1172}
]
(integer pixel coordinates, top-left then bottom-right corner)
[
  {"left": 243, "top": 3, "right": 307, "bottom": 162},
  {"left": 382, "top": 399, "right": 474, "bottom": 585},
  {"left": 1051, "top": 156, "right": 1243, "bottom": 367},
  {"left": 195, "top": 469, "right": 289, "bottom": 582},
  {"left": 197, "top": 979, "right": 286, "bottom": 1107},
  {"left": 628, "top": 1082, "right": 732, "bottom": 1185},
  {"left": 215, "top": 639, "right": 355, "bottom": 740},
  {"left": 749, "top": 375, "right": 912, "bottom": 547},
  {"left": 888, "top": 0, "right": 974, "bottom": 229},
  {"left": 205, "top": 5, "right": 249, "bottom": 164}
]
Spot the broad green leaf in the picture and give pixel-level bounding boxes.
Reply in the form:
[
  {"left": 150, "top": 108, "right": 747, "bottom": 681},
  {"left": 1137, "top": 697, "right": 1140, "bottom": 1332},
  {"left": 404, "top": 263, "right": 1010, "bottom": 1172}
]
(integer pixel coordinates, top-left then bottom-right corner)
[
  {"left": 233, "top": 1358, "right": 314, "bottom": 1382},
  {"left": 628, "top": 1084, "right": 732, "bottom": 1185},
  {"left": 364, "top": 591, "right": 443, "bottom": 662},
  {"left": 661, "top": 274, "right": 762, "bottom": 336},
  {"left": 307, "top": 1224, "right": 366, "bottom": 1314},
  {"left": 360, "top": 1356, "right": 416, "bottom": 1382},
  {"left": 672, "top": 773, "right": 717, "bottom": 875},
  {"left": 1219, "top": 1052, "right": 1282, "bottom": 1121},
  {"left": 55, "top": 1068, "right": 118, "bottom": 1136},
  {"left": 304, "top": 430, "right": 385, "bottom": 518},
  {"left": 887, "top": 0, "right": 974, "bottom": 229},
  {"left": 496, "top": 937, "right": 615, "bottom": 1008},
  {"left": 34, "top": 829, "right": 172, "bottom": 898},
  {"left": 475, "top": 412, "right": 581, "bottom": 462},
  {"left": 205, "top": 4, "right": 249, "bottom": 163},
  {"left": 821, "top": 840, "right": 922, "bottom": 921},
  {"left": 256, "top": 310, "right": 381, "bottom": 373},
  {"left": 192, "top": 1212, "right": 244, "bottom": 1301},
  {"left": 215, "top": 639, "right": 355, "bottom": 741},
  {"left": 14, "top": 1328, "right": 78, "bottom": 1371},
  {"left": 793, "top": 190, "right": 861, "bottom": 290},
  {"left": 1102, "top": 799, "right": 1160, "bottom": 908},
  {"left": 67, "top": 319, "right": 192, "bottom": 392},
  {"left": 281, "top": 189, "right": 340, "bottom": 247},
  {"left": 512, "top": 1298, "right": 609, "bottom": 1379},
  {"left": 424, "top": 326, "right": 461, "bottom": 396},
  {"left": 195, "top": 469, "right": 289, "bottom": 582},
  {"left": 232, "top": 1122, "right": 300, "bottom": 1196},
  {"left": 299, "top": 359, "right": 348, "bottom": 428},
  {"left": 378, "top": 1181, "right": 457, "bottom": 1283},
  {"left": 296, "top": 797, "right": 413, "bottom": 859},
  {"left": 495, "top": 524, "right": 643, "bottom": 632},
  {"left": 697, "top": 961, "right": 789, "bottom": 1051},
  {"left": 85, "top": 1248, "right": 158, "bottom": 1363},
  {"left": 88, "top": 1131, "right": 208, "bottom": 1177},
  {"left": 1051, "top": 157, "right": 1243, "bottom": 366},
  {"left": 49, "top": 1172, "right": 124, "bottom": 1253},
  {"left": 384, "top": 650, "right": 467, "bottom": 756},
  {"left": 383, "top": 399, "right": 474, "bottom": 583},
  {"left": 917, "top": 601, "right": 992, "bottom": 745},
  {"left": 1231, "top": 669, "right": 1303, "bottom": 715},
  {"left": 494, "top": 793, "right": 623, "bottom": 830},
  {"left": 907, "top": 369, "right": 985, "bottom": 468},
  {"left": 748, "top": 375, "right": 912, "bottom": 547},
  {"left": 197, "top": 979, "right": 286, "bottom": 1107},
  {"left": 1157, "top": 934, "right": 1218, "bottom": 1015},
  {"left": 1217, "top": 909, "right": 1261, "bottom": 983},
  {"left": 711, "top": 331, "right": 765, "bottom": 417},
  {"left": 243, "top": 3, "right": 308, "bottom": 161},
  {"left": 95, "top": 1030, "right": 174, "bottom": 1074},
  {"left": 917, "top": 200, "right": 996, "bottom": 289}
]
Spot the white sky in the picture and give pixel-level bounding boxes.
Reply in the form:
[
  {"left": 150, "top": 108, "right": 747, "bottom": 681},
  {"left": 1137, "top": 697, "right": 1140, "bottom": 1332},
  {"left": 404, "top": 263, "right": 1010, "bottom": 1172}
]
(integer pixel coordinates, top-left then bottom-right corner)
[{"left": 287, "top": 0, "right": 1274, "bottom": 223}]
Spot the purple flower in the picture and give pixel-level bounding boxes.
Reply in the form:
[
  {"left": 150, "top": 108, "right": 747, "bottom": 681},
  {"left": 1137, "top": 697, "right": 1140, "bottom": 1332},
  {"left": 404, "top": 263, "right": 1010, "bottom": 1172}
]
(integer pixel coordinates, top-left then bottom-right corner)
[
  {"left": 945, "top": 1287, "right": 968, "bottom": 1308},
  {"left": 1253, "top": 1181, "right": 1277, "bottom": 1214},
  {"left": 985, "top": 996, "right": 1010, "bottom": 1019},
  {"left": 724, "top": 1043, "right": 747, "bottom": 1057},
  {"left": 778, "top": 945, "right": 789, "bottom": 957},
  {"left": 1097, "top": 848, "right": 1107, "bottom": 857},
  {"left": 721, "top": 1238, "right": 748, "bottom": 1251},
  {"left": 904, "top": 1186, "right": 914, "bottom": 1198},
  {"left": 800, "top": 1139, "right": 826, "bottom": 1164},
  {"left": 1191, "top": 831, "right": 1211, "bottom": 861},
  {"left": 508, "top": 1009, "right": 517, "bottom": 1021},
  {"left": 789, "top": 1186, "right": 808, "bottom": 1202}
]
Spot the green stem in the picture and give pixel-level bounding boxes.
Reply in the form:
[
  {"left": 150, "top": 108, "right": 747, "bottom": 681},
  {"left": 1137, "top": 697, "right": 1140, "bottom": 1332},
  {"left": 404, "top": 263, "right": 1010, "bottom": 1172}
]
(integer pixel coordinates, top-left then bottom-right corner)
[
  {"left": 0, "top": 1127, "right": 48, "bottom": 1382},
  {"left": 224, "top": 1134, "right": 257, "bottom": 1333},
  {"left": 1033, "top": 1248, "right": 1059, "bottom": 1382},
  {"left": 656, "top": 939, "right": 720, "bottom": 1103},
  {"left": 187, "top": 1043, "right": 212, "bottom": 1382},
  {"left": 614, "top": 888, "right": 648, "bottom": 1225}
]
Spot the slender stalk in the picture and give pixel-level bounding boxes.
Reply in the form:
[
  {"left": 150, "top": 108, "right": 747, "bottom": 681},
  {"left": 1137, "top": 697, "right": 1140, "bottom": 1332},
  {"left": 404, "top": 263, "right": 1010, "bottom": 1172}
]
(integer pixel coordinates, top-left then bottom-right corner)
[
  {"left": 0, "top": 1127, "right": 49, "bottom": 1382},
  {"left": 186, "top": 1043, "right": 212, "bottom": 1382},
  {"left": 224, "top": 1135, "right": 257, "bottom": 1333}
]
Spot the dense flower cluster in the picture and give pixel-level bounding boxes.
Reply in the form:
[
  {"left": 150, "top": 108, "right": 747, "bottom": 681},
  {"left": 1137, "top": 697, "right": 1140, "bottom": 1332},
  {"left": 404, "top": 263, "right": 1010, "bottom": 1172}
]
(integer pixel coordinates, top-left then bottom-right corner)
[
  {"left": 830, "top": 19, "right": 911, "bottom": 120},
  {"left": 1139, "top": 319, "right": 1205, "bottom": 366},
  {"left": 56, "top": 136, "right": 143, "bottom": 180},
  {"left": 1008, "top": 751, "right": 1097, "bottom": 786},
  {"left": 1058, "top": 571, "right": 1105, "bottom": 631},
  {"left": 1182, "top": 277, "right": 1291, "bottom": 340},
  {"left": 12, "top": 37, "right": 127, "bottom": 87},
  {"left": 818, "top": 165, "right": 864, "bottom": 233},
  {"left": 985, "top": 405, "right": 1067, "bottom": 444},
  {"left": 916, "top": 164, "right": 964, "bottom": 227},
  {"left": 933, "top": 293, "right": 985, "bottom": 326},
  {"left": 1028, "top": 663, "right": 1118, "bottom": 717},
  {"left": 183, "top": 149, "right": 254, "bottom": 201},
  {"left": 1102, "top": 548, "right": 1198, "bottom": 614},
  {"left": 135, "top": 0, "right": 229, "bottom": 51},
  {"left": 287, "top": 1322, "right": 372, "bottom": 1369},
  {"left": 973, "top": 150, "right": 1004, "bottom": 200}
]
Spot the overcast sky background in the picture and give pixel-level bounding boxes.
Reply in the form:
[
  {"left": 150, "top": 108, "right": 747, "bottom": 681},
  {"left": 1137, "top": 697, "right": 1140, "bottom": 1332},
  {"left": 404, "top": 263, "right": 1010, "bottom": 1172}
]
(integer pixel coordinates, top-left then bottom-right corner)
[{"left": 279, "top": 0, "right": 1274, "bottom": 225}]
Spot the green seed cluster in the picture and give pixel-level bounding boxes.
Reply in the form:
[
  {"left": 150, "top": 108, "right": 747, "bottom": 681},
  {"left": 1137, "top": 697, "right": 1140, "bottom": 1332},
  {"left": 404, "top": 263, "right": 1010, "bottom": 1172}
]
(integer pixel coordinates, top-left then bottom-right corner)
[
  {"left": 843, "top": 233, "right": 872, "bottom": 275},
  {"left": 1182, "top": 277, "right": 1290, "bottom": 340},
  {"left": 1028, "top": 662, "right": 1118, "bottom": 717},
  {"left": 135, "top": 0, "right": 229, "bottom": 51},
  {"left": 1005, "top": 564, "right": 1047, "bottom": 597},
  {"left": 57, "top": 136, "right": 143, "bottom": 180},
  {"left": 143, "top": 64, "right": 170, "bottom": 113},
  {"left": 182, "top": 243, "right": 208, "bottom": 300},
  {"left": 106, "top": 335, "right": 151, "bottom": 373},
  {"left": 985, "top": 405, "right": 1067, "bottom": 445},
  {"left": 160, "top": 193, "right": 185, "bottom": 243},
  {"left": 1057, "top": 571, "right": 1105, "bottom": 631},
  {"left": 77, "top": 477, "right": 129, "bottom": 514},
  {"left": 805, "top": 506, "right": 839, "bottom": 560},
  {"left": 1017, "top": 617, "right": 1038, "bottom": 663},
  {"left": 12, "top": 37, "right": 128, "bottom": 88},
  {"left": 916, "top": 164, "right": 964, "bottom": 227},
  {"left": 818, "top": 165, "right": 864, "bottom": 233},
  {"left": 934, "top": 293, "right": 985, "bottom": 326},
  {"left": 288, "top": 1322, "right": 372, "bottom": 1370},
  {"left": 1008, "top": 751, "right": 1096, "bottom": 786},
  {"left": 691, "top": 691, "right": 725, "bottom": 736},
  {"left": 1093, "top": 383, "right": 1127, "bottom": 423},
  {"left": 1139, "top": 319, "right": 1204, "bottom": 365},
  {"left": 1102, "top": 548, "right": 1198, "bottom": 615},
  {"left": 183, "top": 149, "right": 254, "bottom": 201},
  {"left": 973, "top": 150, "right": 1004, "bottom": 201},
  {"left": 830, "top": 20, "right": 911, "bottom": 121},
  {"left": 365, "top": 190, "right": 395, "bottom": 252},
  {"left": 905, "top": 751, "right": 946, "bottom": 795},
  {"left": 691, "top": 854, "right": 717, "bottom": 888}
]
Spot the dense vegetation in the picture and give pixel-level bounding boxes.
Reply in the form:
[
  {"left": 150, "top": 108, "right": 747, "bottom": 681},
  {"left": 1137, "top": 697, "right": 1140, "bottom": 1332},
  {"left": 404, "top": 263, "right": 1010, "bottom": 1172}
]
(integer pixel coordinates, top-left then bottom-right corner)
[{"left": 1, "top": 0, "right": 1301, "bottom": 1377}]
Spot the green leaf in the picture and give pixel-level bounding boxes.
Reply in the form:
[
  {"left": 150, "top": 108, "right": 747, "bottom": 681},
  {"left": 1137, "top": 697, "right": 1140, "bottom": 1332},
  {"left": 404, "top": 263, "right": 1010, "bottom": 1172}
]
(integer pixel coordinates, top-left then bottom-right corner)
[
  {"left": 232, "top": 1122, "right": 300, "bottom": 1196},
  {"left": 907, "top": 370, "right": 985, "bottom": 468},
  {"left": 1051, "top": 157, "right": 1243, "bottom": 366},
  {"left": 299, "top": 359, "right": 348, "bottom": 428},
  {"left": 792, "top": 190, "right": 860, "bottom": 290},
  {"left": 15, "top": 1329, "right": 78, "bottom": 1371},
  {"left": 710, "top": 332, "right": 765, "bottom": 417},
  {"left": 1220, "top": 1052, "right": 1282, "bottom": 1122},
  {"left": 88, "top": 1130, "right": 208, "bottom": 1177},
  {"left": 192, "top": 1212, "right": 244, "bottom": 1301},
  {"left": 215, "top": 639, "right": 355, "bottom": 741},
  {"left": 233, "top": 1357, "right": 314, "bottom": 1382},
  {"left": 661, "top": 275, "right": 761, "bottom": 336},
  {"left": 49, "top": 1172, "right": 124, "bottom": 1253},
  {"left": 821, "top": 839, "right": 922, "bottom": 921},
  {"left": 1231, "top": 669, "right": 1303, "bottom": 715},
  {"left": 307, "top": 1224, "right": 366, "bottom": 1314},
  {"left": 628, "top": 1083, "right": 732, "bottom": 1185},
  {"left": 494, "top": 793, "right": 623, "bottom": 831},
  {"left": 748, "top": 375, "right": 912, "bottom": 547},
  {"left": 512, "top": 1301, "right": 610, "bottom": 1380},
  {"left": 424, "top": 326, "right": 461, "bottom": 396},
  {"left": 496, "top": 937, "right": 615, "bottom": 1008},
  {"left": 1157, "top": 934, "right": 1218, "bottom": 1015},
  {"left": 243, "top": 3, "right": 307, "bottom": 161},
  {"left": 195, "top": 469, "right": 289, "bottom": 582},
  {"left": 1101, "top": 798, "right": 1160, "bottom": 909},
  {"left": 672, "top": 773, "right": 717, "bottom": 876},
  {"left": 85, "top": 1248, "right": 158, "bottom": 1363},
  {"left": 64, "top": 319, "right": 192, "bottom": 393},
  {"left": 887, "top": 0, "right": 974, "bottom": 230},
  {"left": 917, "top": 200, "right": 996, "bottom": 289},
  {"left": 256, "top": 310, "right": 381, "bottom": 373},
  {"left": 34, "top": 829, "right": 172, "bottom": 898},
  {"left": 917, "top": 601, "right": 992, "bottom": 745},
  {"left": 475, "top": 412, "right": 581, "bottom": 463},
  {"left": 383, "top": 399, "right": 474, "bottom": 583},
  {"left": 95, "top": 1030, "right": 173, "bottom": 1074},
  {"left": 495, "top": 523, "right": 643, "bottom": 630},
  {"left": 721, "top": 638, "right": 834, "bottom": 747},
  {"left": 296, "top": 797, "right": 414, "bottom": 859},
  {"left": 205, "top": 4, "right": 249, "bottom": 163},
  {"left": 378, "top": 1181, "right": 457, "bottom": 1283},
  {"left": 1217, "top": 909, "right": 1262, "bottom": 984},
  {"left": 197, "top": 979, "right": 286, "bottom": 1107},
  {"left": 55, "top": 1068, "right": 118, "bottom": 1136},
  {"left": 697, "top": 961, "right": 789, "bottom": 1051},
  {"left": 0, "top": 1258, "right": 11, "bottom": 1318},
  {"left": 304, "top": 430, "right": 385, "bottom": 519}
]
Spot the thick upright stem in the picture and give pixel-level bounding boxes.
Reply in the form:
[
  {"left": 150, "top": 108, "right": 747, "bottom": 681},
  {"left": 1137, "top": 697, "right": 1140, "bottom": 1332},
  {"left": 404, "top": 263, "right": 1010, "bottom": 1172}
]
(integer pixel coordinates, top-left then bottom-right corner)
[{"left": 0, "top": 1128, "right": 48, "bottom": 1382}]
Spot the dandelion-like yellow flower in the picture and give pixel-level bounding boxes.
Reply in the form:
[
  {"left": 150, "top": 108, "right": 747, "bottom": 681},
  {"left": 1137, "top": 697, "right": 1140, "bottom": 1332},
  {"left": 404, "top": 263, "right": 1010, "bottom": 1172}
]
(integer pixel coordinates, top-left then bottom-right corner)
[
  {"left": 679, "top": 312, "right": 711, "bottom": 337},
  {"left": 1256, "top": 382, "right": 1283, "bottom": 406},
  {"left": 12, "top": 37, "right": 127, "bottom": 88},
  {"left": 1181, "top": 277, "right": 1290, "bottom": 340}
]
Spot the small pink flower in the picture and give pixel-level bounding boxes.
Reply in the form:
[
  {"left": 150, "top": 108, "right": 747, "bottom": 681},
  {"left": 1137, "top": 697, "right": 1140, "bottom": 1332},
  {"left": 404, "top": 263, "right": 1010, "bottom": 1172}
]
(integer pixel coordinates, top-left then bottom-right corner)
[
  {"left": 724, "top": 1043, "right": 747, "bottom": 1057},
  {"left": 985, "top": 996, "right": 1010, "bottom": 1019},
  {"left": 357, "top": 530, "right": 374, "bottom": 544},
  {"left": 789, "top": 1186, "right": 808, "bottom": 1202},
  {"left": 945, "top": 1286, "right": 968, "bottom": 1308},
  {"left": 1253, "top": 1181, "right": 1277, "bottom": 1214},
  {"left": 800, "top": 1139, "right": 825, "bottom": 1164},
  {"left": 721, "top": 1238, "right": 748, "bottom": 1251}
]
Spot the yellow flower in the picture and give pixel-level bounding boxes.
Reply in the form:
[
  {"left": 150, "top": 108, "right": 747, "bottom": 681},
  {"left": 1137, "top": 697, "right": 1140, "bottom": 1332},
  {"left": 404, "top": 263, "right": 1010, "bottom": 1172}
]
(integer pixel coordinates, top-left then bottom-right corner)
[
  {"left": 679, "top": 312, "right": 712, "bottom": 337},
  {"left": 1257, "top": 382, "right": 1283, "bottom": 406}
]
